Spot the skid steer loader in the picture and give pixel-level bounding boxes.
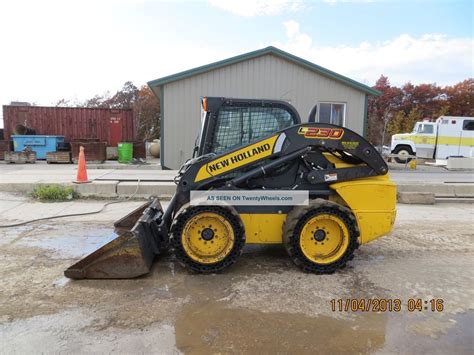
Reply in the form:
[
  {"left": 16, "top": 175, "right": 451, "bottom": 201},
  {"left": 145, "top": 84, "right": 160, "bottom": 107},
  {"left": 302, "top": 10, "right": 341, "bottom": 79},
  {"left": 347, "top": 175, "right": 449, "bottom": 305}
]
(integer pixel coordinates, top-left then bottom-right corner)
[{"left": 65, "top": 97, "right": 396, "bottom": 279}]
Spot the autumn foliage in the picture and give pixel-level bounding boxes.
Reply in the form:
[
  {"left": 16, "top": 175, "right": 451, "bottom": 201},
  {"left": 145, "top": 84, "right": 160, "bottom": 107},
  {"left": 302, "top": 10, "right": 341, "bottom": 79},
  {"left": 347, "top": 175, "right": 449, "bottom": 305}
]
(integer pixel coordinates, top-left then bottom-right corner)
[
  {"left": 368, "top": 76, "right": 473, "bottom": 145},
  {"left": 133, "top": 85, "right": 160, "bottom": 140},
  {"left": 57, "top": 76, "right": 471, "bottom": 146}
]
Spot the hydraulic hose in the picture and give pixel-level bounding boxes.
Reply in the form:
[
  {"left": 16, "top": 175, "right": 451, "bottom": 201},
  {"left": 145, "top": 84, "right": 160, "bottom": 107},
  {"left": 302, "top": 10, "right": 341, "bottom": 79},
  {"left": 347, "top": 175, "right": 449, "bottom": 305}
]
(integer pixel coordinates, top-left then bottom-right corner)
[{"left": 0, "top": 180, "right": 142, "bottom": 228}]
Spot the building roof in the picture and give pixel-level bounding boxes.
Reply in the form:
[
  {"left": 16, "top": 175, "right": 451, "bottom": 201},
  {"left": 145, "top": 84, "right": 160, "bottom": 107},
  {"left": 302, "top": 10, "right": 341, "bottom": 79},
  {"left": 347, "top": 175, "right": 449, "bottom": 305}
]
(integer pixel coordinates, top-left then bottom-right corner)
[{"left": 148, "top": 46, "right": 380, "bottom": 96}]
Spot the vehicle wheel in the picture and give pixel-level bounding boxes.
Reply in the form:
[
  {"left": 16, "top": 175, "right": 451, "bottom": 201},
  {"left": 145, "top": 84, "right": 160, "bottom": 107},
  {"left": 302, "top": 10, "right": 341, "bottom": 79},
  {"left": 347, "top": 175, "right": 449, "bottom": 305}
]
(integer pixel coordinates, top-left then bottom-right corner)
[
  {"left": 393, "top": 146, "right": 413, "bottom": 164},
  {"left": 170, "top": 204, "right": 245, "bottom": 273},
  {"left": 283, "top": 199, "right": 359, "bottom": 274}
]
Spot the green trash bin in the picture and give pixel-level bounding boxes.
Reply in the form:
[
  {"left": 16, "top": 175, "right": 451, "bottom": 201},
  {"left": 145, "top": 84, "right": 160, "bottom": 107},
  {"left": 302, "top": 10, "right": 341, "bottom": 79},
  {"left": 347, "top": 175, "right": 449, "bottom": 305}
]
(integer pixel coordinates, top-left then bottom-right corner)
[{"left": 118, "top": 142, "right": 133, "bottom": 163}]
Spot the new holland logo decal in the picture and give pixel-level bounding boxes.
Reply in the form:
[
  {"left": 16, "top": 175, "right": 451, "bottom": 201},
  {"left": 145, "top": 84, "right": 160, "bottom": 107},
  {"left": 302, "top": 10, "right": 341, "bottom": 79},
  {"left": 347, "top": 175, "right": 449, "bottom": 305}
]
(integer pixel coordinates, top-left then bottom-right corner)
[
  {"left": 298, "top": 127, "right": 344, "bottom": 139},
  {"left": 207, "top": 143, "right": 271, "bottom": 173},
  {"left": 194, "top": 135, "right": 279, "bottom": 182}
]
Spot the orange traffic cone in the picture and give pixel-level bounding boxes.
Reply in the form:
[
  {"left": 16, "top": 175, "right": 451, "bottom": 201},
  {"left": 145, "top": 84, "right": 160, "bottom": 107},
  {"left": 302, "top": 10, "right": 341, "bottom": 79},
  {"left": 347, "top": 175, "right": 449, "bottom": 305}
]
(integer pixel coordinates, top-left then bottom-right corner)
[{"left": 74, "top": 146, "right": 90, "bottom": 183}]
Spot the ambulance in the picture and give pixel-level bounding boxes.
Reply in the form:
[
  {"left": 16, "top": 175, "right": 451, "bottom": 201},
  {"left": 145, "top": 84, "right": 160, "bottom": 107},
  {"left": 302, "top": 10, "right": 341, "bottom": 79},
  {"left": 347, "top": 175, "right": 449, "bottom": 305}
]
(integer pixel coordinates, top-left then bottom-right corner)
[{"left": 390, "top": 116, "right": 474, "bottom": 163}]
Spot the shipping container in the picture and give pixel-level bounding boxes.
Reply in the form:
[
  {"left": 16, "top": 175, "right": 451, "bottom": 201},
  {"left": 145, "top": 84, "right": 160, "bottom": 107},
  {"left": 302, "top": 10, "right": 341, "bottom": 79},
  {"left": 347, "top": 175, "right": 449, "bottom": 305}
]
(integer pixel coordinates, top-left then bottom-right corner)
[{"left": 2, "top": 105, "right": 136, "bottom": 146}]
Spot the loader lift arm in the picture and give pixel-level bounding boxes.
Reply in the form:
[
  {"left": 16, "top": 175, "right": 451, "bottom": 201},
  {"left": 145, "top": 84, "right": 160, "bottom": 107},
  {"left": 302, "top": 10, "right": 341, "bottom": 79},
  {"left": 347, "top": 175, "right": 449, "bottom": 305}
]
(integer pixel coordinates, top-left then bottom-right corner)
[{"left": 185, "top": 123, "right": 387, "bottom": 192}]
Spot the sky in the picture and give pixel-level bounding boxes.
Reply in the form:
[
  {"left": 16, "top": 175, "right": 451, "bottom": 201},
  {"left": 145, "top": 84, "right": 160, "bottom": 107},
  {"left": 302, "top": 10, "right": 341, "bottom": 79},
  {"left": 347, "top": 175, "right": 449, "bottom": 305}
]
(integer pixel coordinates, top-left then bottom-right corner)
[{"left": 0, "top": 0, "right": 472, "bottom": 124}]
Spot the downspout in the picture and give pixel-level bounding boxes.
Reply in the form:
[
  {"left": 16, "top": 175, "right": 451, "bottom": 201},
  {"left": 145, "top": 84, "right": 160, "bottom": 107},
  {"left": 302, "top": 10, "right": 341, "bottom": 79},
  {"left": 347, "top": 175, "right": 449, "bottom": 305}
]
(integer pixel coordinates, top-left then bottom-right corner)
[
  {"left": 363, "top": 94, "right": 368, "bottom": 139},
  {"left": 159, "top": 85, "right": 167, "bottom": 169}
]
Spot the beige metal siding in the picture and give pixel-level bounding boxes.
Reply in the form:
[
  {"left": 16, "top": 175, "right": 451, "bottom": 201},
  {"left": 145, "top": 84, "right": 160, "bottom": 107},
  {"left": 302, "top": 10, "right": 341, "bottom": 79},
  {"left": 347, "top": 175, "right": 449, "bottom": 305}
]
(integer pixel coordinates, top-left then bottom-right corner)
[{"left": 162, "top": 54, "right": 366, "bottom": 169}]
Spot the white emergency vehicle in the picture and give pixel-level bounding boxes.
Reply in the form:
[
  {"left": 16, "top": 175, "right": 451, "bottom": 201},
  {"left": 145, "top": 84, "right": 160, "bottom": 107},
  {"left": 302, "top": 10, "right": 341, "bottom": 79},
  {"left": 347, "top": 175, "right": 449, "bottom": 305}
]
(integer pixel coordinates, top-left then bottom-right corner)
[{"left": 390, "top": 116, "right": 474, "bottom": 163}]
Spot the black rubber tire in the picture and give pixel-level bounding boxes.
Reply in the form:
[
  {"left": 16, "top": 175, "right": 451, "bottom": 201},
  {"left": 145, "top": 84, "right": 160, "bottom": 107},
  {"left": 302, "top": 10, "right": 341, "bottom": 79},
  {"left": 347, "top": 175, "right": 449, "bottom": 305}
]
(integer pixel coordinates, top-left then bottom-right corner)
[
  {"left": 170, "top": 204, "right": 245, "bottom": 273},
  {"left": 283, "top": 199, "right": 359, "bottom": 274},
  {"left": 393, "top": 146, "right": 414, "bottom": 164}
]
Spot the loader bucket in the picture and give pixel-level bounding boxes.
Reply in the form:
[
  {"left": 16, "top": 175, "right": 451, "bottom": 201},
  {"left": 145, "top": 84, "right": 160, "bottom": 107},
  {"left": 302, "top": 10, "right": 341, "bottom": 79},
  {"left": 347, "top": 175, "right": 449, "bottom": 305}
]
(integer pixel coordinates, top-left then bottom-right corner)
[{"left": 64, "top": 199, "right": 166, "bottom": 279}]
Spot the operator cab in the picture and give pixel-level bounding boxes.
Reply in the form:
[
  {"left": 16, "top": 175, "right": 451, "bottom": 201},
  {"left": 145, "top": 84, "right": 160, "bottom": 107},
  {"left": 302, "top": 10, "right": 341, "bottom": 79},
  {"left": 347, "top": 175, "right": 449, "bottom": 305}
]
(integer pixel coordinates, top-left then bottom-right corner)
[{"left": 194, "top": 97, "right": 301, "bottom": 158}]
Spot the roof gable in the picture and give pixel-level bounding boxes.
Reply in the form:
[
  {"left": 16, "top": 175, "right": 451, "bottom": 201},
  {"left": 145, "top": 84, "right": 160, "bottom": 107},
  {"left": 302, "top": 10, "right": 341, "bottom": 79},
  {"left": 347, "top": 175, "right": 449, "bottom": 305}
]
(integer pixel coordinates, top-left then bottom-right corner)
[{"left": 148, "top": 46, "right": 380, "bottom": 96}]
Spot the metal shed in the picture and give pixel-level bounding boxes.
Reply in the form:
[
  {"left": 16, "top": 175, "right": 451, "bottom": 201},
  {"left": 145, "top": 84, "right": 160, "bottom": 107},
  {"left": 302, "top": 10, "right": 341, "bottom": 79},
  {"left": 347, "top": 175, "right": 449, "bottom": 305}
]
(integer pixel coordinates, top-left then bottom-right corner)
[{"left": 148, "top": 46, "right": 380, "bottom": 169}]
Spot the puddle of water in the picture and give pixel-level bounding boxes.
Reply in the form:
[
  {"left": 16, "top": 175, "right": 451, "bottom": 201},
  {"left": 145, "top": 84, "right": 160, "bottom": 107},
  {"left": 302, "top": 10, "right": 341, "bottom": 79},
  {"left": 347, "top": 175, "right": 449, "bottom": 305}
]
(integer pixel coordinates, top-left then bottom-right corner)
[
  {"left": 175, "top": 302, "right": 387, "bottom": 354},
  {"left": 174, "top": 298, "right": 474, "bottom": 355},
  {"left": 18, "top": 227, "right": 117, "bottom": 258}
]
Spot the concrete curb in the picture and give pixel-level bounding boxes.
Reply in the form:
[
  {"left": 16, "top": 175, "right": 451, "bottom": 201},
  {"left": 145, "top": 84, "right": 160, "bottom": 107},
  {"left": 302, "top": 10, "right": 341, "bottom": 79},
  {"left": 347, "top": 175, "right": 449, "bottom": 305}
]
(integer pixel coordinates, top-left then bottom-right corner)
[
  {"left": 397, "top": 192, "right": 435, "bottom": 205},
  {"left": 0, "top": 181, "right": 472, "bottom": 203},
  {"left": 396, "top": 183, "right": 474, "bottom": 197},
  {"left": 116, "top": 181, "right": 176, "bottom": 197},
  {"left": 0, "top": 180, "right": 176, "bottom": 199},
  {"left": 72, "top": 181, "right": 119, "bottom": 198}
]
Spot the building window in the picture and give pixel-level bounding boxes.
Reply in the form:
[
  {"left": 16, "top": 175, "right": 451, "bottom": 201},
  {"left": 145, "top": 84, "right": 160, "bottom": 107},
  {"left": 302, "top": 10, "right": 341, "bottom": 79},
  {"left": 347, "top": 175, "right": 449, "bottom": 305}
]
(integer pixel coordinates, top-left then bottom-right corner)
[{"left": 318, "top": 102, "right": 346, "bottom": 126}]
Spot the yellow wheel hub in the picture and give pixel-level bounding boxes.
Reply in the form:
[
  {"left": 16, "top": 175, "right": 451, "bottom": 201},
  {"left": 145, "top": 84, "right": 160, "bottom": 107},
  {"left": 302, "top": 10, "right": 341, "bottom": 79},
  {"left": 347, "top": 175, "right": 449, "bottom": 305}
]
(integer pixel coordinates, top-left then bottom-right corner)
[
  {"left": 299, "top": 214, "right": 349, "bottom": 264},
  {"left": 181, "top": 212, "right": 235, "bottom": 264}
]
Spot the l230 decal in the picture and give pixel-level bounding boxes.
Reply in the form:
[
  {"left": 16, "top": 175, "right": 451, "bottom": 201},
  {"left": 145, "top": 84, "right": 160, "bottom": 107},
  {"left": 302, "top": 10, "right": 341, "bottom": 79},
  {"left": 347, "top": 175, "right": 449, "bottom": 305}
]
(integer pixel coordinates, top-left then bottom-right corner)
[{"left": 298, "top": 127, "right": 344, "bottom": 139}]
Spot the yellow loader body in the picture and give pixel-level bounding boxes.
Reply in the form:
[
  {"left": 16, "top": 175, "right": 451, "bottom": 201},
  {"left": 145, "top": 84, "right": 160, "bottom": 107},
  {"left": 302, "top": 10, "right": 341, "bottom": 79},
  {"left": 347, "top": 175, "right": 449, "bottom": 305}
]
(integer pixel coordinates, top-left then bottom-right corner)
[{"left": 240, "top": 175, "right": 396, "bottom": 245}]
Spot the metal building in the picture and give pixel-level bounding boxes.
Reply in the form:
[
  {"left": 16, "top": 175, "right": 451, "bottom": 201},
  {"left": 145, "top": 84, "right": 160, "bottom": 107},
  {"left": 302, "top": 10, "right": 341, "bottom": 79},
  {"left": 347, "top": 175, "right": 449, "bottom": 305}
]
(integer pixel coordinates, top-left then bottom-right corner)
[{"left": 148, "top": 46, "right": 379, "bottom": 169}]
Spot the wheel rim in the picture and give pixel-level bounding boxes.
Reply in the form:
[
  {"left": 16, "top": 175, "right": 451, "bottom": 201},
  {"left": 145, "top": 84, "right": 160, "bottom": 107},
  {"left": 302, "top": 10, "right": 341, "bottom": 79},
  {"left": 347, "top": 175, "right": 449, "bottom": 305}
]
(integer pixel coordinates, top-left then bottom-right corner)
[
  {"left": 181, "top": 212, "right": 235, "bottom": 264},
  {"left": 398, "top": 149, "right": 409, "bottom": 159},
  {"left": 298, "top": 214, "right": 350, "bottom": 264}
]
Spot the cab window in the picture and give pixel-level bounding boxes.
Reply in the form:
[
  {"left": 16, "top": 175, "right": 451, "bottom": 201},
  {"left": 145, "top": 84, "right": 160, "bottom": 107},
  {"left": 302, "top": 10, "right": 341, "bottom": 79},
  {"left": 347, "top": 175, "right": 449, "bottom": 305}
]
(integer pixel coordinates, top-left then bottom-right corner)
[
  {"left": 417, "top": 124, "right": 434, "bottom": 134},
  {"left": 463, "top": 120, "right": 474, "bottom": 131},
  {"left": 211, "top": 106, "right": 296, "bottom": 155}
]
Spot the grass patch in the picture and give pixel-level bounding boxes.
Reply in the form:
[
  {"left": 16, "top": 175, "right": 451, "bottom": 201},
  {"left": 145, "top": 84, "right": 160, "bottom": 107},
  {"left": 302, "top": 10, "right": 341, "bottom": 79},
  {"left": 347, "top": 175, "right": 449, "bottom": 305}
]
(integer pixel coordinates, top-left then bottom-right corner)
[{"left": 31, "top": 184, "right": 79, "bottom": 201}]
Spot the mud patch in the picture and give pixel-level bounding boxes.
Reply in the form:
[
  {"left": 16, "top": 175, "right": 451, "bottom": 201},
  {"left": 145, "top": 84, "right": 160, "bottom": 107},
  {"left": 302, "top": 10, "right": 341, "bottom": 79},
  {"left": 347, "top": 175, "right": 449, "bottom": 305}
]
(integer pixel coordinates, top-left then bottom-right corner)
[
  {"left": 0, "top": 202, "right": 473, "bottom": 353},
  {"left": 380, "top": 312, "right": 474, "bottom": 354},
  {"left": 0, "top": 309, "right": 179, "bottom": 354},
  {"left": 0, "top": 225, "right": 35, "bottom": 245}
]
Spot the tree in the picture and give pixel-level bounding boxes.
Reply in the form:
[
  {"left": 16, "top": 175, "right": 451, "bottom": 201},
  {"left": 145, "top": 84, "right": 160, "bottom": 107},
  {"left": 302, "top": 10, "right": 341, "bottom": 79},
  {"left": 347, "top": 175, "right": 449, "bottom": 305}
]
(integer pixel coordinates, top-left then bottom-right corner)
[
  {"left": 387, "top": 111, "right": 405, "bottom": 137},
  {"left": 134, "top": 85, "right": 160, "bottom": 140},
  {"left": 387, "top": 107, "right": 423, "bottom": 137},
  {"left": 55, "top": 98, "right": 71, "bottom": 107},
  {"left": 444, "top": 79, "right": 474, "bottom": 116},
  {"left": 434, "top": 103, "right": 450, "bottom": 118},
  {"left": 367, "top": 75, "right": 403, "bottom": 146},
  {"left": 82, "top": 82, "right": 138, "bottom": 109},
  {"left": 54, "top": 98, "right": 82, "bottom": 107},
  {"left": 108, "top": 81, "right": 139, "bottom": 109},
  {"left": 368, "top": 76, "right": 473, "bottom": 140},
  {"left": 83, "top": 93, "right": 111, "bottom": 108},
  {"left": 399, "top": 82, "right": 444, "bottom": 118},
  {"left": 404, "top": 107, "right": 422, "bottom": 132},
  {"left": 81, "top": 82, "right": 160, "bottom": 141}
]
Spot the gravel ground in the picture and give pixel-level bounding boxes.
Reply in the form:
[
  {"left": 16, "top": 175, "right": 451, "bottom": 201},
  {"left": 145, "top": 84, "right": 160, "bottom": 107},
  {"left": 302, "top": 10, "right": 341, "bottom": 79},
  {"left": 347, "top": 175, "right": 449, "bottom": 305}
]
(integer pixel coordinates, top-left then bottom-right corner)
[{"left": 0, "top": 193, "right": 473, "bottom": 354}]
